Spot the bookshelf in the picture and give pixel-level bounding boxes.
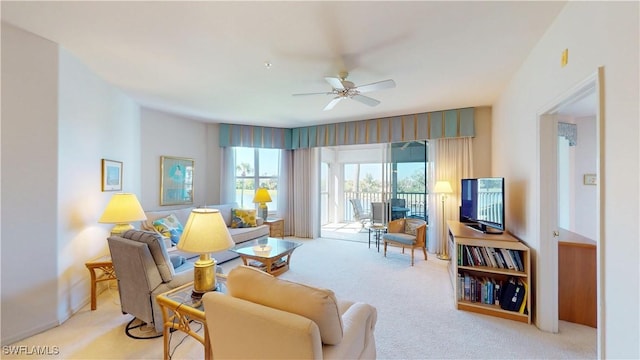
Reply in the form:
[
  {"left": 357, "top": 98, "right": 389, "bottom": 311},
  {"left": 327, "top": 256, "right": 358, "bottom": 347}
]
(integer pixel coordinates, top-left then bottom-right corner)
[{"left": 447, "top": 220, "right": 531, "bottom": 324}]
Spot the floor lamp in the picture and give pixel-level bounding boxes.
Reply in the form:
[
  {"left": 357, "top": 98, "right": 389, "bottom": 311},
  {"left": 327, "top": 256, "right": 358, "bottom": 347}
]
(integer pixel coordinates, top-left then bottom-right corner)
[{"left": 434, "top": 181, "right": 453, "bottom": 260}]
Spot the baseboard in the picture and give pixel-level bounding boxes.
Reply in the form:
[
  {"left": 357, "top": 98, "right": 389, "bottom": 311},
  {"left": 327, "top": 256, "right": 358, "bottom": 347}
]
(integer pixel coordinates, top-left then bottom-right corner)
[{"left": 1, "top": 319, "right": 60, "bottom": 346}]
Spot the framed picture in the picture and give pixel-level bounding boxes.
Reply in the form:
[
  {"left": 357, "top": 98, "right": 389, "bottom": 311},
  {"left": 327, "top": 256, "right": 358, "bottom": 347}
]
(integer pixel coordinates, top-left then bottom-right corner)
[
  {"left": 101, "top": 159, "right": 123, "bottom": 191},
  {"left": 160, "top": 156, "right": 194, "bottom": 205}
]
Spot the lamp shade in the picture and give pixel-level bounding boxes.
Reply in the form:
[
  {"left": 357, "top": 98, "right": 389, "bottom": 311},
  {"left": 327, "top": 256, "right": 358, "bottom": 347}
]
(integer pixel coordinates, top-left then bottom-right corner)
[
  {"left": 252, "top": 188, "right": 272, "bottom": 203},
  {"left": 434, "top": 181, "right": 453, "bottom": 194},
  {"left": 98, "top": 193, "right": 147, "bottom": 224},
  {"left": 177, "top": 208, "right": 234, "bottom": 254}
]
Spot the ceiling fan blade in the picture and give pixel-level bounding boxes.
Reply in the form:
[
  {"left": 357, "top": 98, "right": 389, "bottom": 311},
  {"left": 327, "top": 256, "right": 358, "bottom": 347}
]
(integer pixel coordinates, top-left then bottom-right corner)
[
  {"left": 292, "top": 92, "right": 331, "bottom": 96},
  {"left": 323, "top": 97, "right": 343, "bottom": 111},
  {"left": 356, "top": 79, "right": 396, "bottom": 93},
  {"left": 352, "top": 94, "right": 380, "bottom": 107},
  {"left": 325, "top": 77, "right": 345, "bottom": 90}
]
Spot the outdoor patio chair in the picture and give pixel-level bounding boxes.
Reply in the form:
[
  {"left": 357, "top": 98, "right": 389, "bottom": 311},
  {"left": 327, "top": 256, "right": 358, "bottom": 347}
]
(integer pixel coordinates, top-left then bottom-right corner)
[{"left": 349, "top": 199, "right": 372, "bottom": 228}]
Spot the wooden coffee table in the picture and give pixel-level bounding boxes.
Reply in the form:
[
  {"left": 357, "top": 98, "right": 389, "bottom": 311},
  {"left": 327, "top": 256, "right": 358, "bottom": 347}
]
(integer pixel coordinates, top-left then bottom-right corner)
[{"left": 231, "top": 237, "right": 301, "bottom": 276}]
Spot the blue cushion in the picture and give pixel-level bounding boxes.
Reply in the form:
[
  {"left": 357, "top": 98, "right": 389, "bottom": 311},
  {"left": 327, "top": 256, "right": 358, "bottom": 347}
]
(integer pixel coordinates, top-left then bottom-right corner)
[{"left": 383, "top": 232, "right": 416, "bottom": 245}]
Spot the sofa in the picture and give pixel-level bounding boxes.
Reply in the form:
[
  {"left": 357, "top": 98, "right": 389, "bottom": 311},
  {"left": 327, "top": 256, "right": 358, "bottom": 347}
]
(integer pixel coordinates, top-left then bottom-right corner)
[
  {"left": 142, "top": 203, "right": 270, "bottom": 263},
  {"left": 203, "top": 266, "right": 378, "bottom": 359}
]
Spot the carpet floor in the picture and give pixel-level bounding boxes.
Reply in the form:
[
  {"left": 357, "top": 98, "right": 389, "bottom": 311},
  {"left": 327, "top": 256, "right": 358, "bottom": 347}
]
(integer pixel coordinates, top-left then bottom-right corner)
[{"left": 4, "top": 237, "right": 596, "bottom": 359}]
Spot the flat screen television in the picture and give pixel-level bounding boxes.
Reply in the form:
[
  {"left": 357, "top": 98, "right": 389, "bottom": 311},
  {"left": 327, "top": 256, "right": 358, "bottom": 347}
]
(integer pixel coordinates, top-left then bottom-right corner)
[{"left": 460, "top": 177, "right": 505, "bottom": 234}]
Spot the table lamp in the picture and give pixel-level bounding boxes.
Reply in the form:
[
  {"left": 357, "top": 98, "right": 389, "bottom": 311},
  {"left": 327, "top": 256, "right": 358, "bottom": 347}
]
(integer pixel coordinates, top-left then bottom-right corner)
[
  {"left": 434, "top": 180, "right": 453, "bottom": 260},
  {"left": 177, "top": 208, "right": 234, "bottom": 299},
  {"left": 253, "top": 187, "right": 272, "bottom": 220},
  {"left": 98, "top": 193, "right": 147, "bottom": 236}
]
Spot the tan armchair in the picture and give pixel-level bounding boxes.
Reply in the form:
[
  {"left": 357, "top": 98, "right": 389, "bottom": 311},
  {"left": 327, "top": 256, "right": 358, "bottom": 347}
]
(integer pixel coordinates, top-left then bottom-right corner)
[
  {"left": 382, "top": 218, "right": 427, "bottom": 266},
  {"left": 203, "top": 266, "right": 377, "bottom": 359}
]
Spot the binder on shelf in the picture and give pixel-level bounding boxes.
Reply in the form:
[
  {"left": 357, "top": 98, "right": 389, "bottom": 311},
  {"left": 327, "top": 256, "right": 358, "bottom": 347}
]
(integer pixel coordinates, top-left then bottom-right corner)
[
  {"left": 499, "top": 278, "right": 525, "bottom": 312},
  {"left": 518, "top": 281, "right": 528, "bottom": 314}
]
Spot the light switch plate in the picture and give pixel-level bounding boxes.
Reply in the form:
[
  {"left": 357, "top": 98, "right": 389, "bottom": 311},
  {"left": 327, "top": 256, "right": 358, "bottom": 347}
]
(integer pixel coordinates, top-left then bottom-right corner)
[{"left": 584, "top": 173, "right": 597, "bottom": 185}]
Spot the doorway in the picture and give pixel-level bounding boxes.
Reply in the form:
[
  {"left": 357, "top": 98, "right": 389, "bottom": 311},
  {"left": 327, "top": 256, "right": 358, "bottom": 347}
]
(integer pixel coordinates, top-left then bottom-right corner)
[{"left": 537, "top": 68, "right": 602, "bottom": 355}]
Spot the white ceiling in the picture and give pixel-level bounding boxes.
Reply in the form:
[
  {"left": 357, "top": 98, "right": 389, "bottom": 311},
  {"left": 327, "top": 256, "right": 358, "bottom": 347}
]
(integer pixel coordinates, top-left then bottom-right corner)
[{"left": 1, "top": 1, "right": 566, "bottom": 128}]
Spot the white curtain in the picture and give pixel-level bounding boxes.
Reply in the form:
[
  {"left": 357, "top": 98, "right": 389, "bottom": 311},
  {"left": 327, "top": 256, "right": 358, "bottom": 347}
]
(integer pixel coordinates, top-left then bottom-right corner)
[
  {"left": 220, "top": 147, "right": 236, "bottom": 204},
  {"left": 291, "top": 148, "right": 320, "bottom": 238},
  {"left": 427, "top": 138, "right": 473, "bottom": 255},
  {"left": 278, "top": 150, "right": 293, "bottom": 236}
]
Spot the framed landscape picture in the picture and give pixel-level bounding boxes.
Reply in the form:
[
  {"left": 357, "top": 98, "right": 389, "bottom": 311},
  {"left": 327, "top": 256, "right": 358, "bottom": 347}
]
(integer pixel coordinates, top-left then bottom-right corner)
[
  {"left": 160, "top": 156, "right": 194, "bottom": 205},
  {"left": 102, "top": 159, "right": 123, "bottom": 191}
]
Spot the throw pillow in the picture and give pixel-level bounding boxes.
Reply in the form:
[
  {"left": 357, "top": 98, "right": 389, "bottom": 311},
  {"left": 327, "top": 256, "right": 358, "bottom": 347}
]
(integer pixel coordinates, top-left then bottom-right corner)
[
  {"left": 228, "top": 266, "right": 344, "bottom": 345},
  {"left": 404, "top": 220, "right": 421, "bottom": 236},
  {"left": 153, "top": 214, "right": 184, "bottom": 245},
  {"left": 230, "top": 209, "right": 257, "bottom": 228}
]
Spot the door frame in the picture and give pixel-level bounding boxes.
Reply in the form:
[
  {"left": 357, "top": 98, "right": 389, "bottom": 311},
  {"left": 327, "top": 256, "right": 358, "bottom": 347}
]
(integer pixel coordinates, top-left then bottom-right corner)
[{"left": 537, "top": 67, "right": 603, "bottom": 356}]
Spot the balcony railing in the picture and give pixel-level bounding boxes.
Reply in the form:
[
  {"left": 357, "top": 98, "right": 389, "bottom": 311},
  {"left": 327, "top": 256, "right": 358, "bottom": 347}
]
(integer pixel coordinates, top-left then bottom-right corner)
[{"left": 344, "top": 191, "right": 428, "bottom": 223}]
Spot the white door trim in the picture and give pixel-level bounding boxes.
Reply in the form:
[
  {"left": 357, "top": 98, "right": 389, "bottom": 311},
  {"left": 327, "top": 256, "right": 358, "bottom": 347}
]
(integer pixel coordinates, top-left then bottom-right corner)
[{"left": 536, "top": 68, "right": 603, "bottom": 357}]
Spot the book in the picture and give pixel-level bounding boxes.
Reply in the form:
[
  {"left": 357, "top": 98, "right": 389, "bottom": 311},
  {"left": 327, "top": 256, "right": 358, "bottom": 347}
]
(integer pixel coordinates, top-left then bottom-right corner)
[
  {"left": 483, "top": 247, "right": 498, "bottom": 268},
  {"left": 489, "top": 247, "right": 504, "bottom": 269},
  {"left": 499, "top": 248, "right": 515, "bottom": 270},
  {"left": 464, "top": 273, "right": 471, "bottom": 301},
  {"left": 511, "top": 250, "right": 524, "bottom": 272},
  {"left": 465, "top": 246, "right": 474, "bottom": 266}
]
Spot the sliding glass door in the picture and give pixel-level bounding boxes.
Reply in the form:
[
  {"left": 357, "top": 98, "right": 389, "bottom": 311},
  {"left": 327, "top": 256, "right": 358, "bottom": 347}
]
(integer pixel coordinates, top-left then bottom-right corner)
[{"left": 320, "top": 141, "right": 427, "bottom": 237}]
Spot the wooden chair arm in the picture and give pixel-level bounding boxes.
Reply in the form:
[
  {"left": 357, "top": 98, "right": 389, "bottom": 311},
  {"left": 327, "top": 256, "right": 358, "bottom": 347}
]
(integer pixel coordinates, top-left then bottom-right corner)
[{"left": 416, "top": 224, "right": 427, "bottom": 247}]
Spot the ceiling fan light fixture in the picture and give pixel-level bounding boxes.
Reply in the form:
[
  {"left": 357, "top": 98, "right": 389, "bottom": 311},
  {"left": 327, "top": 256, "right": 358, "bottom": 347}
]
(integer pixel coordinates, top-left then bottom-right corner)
[{"left": 293, "top": 71, "right": 395, "bottom": 110}]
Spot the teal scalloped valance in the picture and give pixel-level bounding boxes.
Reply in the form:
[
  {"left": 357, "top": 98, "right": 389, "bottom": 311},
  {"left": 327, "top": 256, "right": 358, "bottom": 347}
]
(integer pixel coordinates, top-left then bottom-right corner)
[{"left": 219, "top": 107, "right": 475, "bottom": 149}]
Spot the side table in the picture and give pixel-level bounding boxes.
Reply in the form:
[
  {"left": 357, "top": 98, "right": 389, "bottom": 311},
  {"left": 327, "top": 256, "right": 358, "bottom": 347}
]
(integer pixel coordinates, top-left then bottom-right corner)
[
  {"left": 368, "top": 225, "right": 387, "bottom": 252},
  {"left": 85, "top": 255, "right": 117, "bottom": 310},
  {"left": 264, "top": 218, "right": 284, "bottom": 238},
  {"left": 157, "top": 275, "right": 227, "bottom": 360}
]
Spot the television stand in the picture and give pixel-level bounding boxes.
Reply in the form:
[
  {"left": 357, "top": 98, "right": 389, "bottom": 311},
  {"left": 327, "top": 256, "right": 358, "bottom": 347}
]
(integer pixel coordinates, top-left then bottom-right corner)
[{"left": 466, "top": 223, "right": 503, "bottom": 235}]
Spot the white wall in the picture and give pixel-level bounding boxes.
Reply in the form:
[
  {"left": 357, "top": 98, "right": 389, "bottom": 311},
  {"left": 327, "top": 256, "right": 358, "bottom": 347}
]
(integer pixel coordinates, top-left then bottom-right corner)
[
  {"left": 492, "top": 2, "right": 639, "bottom": 358},
  {"left": 471, "top": 106, "right": 492, "bottom": 178},
  {"left": 573, "top": 116, "right": 596, "bottom": 240},
  {"left": 1, "top": 24, "right": 142, "bottom": 345},
  {"left": 140, "top": 108, "right": 221, "bottom": 211},
  {"left": 57, "top": 48, "right": 140, "bottom": 321},
  {"left": 1, "top": 23, "right": 60, "bottom": 345}
]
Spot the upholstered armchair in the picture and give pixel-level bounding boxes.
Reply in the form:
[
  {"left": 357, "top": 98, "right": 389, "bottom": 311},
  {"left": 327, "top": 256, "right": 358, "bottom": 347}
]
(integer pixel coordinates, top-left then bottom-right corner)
[
  {"left": 382, "top": 218, "right": 427, "bottom": 266},
  {"left": 107, "top": 230, "right": 194, "bottom": 334},
  {"left": 203, "top": 266, "right": 377, "bottom": 359}
]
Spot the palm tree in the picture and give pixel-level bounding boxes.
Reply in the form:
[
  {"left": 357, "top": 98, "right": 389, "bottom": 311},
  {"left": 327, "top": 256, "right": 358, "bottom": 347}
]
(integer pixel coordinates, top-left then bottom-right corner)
[{"left": 236, "top": 162, "right": 253, "bottom": 207}]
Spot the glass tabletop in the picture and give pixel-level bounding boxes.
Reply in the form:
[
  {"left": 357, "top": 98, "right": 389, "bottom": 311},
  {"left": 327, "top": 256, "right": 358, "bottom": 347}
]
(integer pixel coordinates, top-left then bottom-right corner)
[
  {"left": 231, "top": 237, "right": 301, "bottom": 259},
  {"left": 159, "top": 276, "right": 227, "bottom": 311}
]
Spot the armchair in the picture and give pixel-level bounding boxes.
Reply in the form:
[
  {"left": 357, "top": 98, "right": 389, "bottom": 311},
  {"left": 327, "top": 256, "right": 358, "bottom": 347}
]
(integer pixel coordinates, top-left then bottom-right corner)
[
  {"left": 107, "top": 230, "right": 194, "bottom": 334},
  {"left": 382, "top": 218, "right": 427, "bottom": 266},
  {"left": 203, "top": 266, "right": 377, "bottom": 359}
]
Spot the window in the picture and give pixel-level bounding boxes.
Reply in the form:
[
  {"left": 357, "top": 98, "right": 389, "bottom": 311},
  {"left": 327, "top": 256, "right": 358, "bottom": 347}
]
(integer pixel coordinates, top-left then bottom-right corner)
[{"left": 234, "top": 147, "right": 281, "bottom": 212}]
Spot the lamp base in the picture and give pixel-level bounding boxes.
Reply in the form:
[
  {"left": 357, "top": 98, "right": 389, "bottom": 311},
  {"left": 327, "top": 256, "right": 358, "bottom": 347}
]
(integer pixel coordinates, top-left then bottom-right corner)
[
  {"left": 192, "top": 254, "right": 217, "bottom": 295},
  {"left": 437, "top": 254, "right": 451, "bottom": 261},
  {"left": 110, "top": 223, "right": 134, "bottom": 236},
  {"left": 258, "top": 203, "right": 268, "bottom": 220}
]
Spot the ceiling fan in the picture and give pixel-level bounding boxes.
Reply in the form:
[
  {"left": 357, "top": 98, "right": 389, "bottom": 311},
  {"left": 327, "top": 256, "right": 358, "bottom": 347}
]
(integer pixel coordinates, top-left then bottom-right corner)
[{"left": 293, "top": 71, "right": 396, "bottom": 111}]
